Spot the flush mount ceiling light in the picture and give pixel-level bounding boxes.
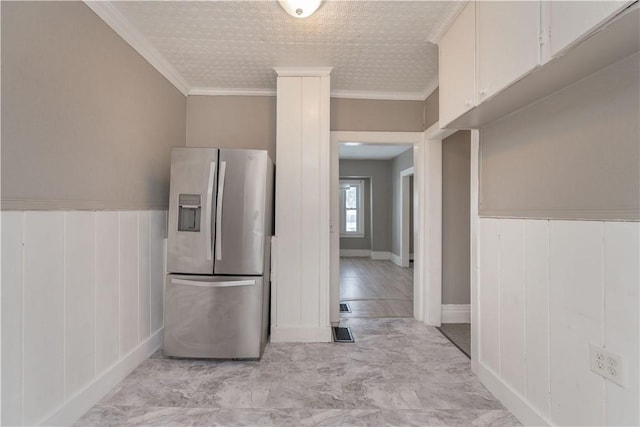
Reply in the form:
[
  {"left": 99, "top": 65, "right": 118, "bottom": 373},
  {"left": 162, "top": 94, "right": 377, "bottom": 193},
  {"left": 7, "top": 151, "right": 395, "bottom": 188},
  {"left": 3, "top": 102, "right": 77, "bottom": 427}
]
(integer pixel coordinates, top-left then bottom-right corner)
[{"left": 278, "top": 0, "right": 322, "bottom": 18}]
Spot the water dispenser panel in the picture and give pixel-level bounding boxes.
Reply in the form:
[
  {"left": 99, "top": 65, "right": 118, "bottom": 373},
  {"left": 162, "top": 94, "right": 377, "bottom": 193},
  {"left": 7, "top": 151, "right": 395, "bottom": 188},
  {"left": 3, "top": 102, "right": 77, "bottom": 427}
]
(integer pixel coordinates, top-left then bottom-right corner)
[{"left": 178, "top": 194, "right": 201, "bottom": 232}]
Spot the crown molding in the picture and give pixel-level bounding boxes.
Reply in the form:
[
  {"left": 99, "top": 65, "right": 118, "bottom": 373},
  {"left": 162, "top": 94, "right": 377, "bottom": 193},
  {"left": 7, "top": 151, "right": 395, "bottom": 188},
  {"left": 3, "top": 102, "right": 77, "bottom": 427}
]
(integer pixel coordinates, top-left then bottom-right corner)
[
  {"left": 274, "top": 67, "right": 333, "bottom": 77},
  {"left": 187, "top": 87, "right": 434, "bottom": 101},
  {"left": 426, "top": 0, "right": 468, "bottom": 44},
  {"left": 189, "top": 87, "right": 277, "bottom": 97},
  {"left": 84, "top": 1, "right": 190, "bottom": 96},
  {"left": 422, "top": 79, "right": 439, "bottom": 100},
  {"left": 331, "top": 90, "right": 426, "bottom": 101}
]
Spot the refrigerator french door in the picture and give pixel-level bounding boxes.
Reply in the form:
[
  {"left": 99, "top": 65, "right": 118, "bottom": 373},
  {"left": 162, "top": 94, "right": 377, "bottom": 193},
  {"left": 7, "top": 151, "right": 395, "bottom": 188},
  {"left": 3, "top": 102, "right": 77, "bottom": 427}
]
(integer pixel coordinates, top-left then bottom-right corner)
[{"left": 165, "top": 147, "right": 274, "bottom": 359}]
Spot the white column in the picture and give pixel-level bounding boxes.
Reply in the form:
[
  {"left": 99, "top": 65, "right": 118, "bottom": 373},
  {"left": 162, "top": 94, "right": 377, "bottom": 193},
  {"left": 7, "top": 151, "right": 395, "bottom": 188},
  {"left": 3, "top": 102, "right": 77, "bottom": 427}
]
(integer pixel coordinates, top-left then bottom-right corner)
[{"left": 271, "top": 68, "right": 332, "bottom": 342}]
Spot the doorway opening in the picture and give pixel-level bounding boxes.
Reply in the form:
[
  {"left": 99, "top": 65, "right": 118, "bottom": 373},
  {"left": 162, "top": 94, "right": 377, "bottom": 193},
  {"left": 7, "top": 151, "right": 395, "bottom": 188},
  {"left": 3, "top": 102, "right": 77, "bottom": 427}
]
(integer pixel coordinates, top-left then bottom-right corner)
[{"left": 337, "top": 142, "right": 415, "bottom": 319}]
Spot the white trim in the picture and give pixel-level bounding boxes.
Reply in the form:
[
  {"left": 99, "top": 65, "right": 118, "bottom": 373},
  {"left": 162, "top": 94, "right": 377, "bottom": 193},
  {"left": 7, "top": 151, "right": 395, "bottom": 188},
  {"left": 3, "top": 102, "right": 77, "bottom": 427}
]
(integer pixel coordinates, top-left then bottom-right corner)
[
  {"left": 422, "top": 80, "right": 440, "bottom": 101},
  {"left": 340, "top": 249, "right": 370, "bottom": 257},
  {"left": 83, "top": 1, "right": 189, "bottom": 96},
  {"left": 40, "top": 328, "right": 163, "bottom": 426},
  {"left": 189, "top": 88, "right": 276, "bottom": 97},
  {"left": 186, "top": 88, "right": 437, "bottom": 101},
  {"left": 330, "top": 90, "right": 426, "bottom": 101},
  {"left": 441, "top": 304, "right": 471, "bottom": 323},
  {"left": 370, "top": 251, "right": 392, "bottom": 261},
  {"left": 400, "top": 167, "right": 415, "bottom": 268},
  {"left": 390, "top": 253, "right": 403, "bottom": 267},
  {"left": 427, "top": 1, "right": 468, "bottom": 44},
  {"left": 270, "top": 326, "right": 332, "bottom": 343},
  {"left": 274, "top": 67, "right": 333, "bottom": 77},
  {"left": 476, "top": 362, "right": 549, "bottom": 426},
  {"left": 339, "top": 179, "right": 365, "bottom": 237},
  {"left": 470, "top": 130, "right": 480, "bottom": 373}
]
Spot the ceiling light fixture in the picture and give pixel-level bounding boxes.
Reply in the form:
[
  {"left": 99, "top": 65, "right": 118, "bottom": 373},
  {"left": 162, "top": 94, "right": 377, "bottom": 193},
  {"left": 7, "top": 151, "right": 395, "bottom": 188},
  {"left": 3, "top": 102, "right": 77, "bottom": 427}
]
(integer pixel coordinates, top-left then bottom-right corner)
[
  {"left": 278, "top": 0, "right": 322, "bottom": 18},
  {"left": 343, "top": 142, "right": 362, "bottom": 146}
]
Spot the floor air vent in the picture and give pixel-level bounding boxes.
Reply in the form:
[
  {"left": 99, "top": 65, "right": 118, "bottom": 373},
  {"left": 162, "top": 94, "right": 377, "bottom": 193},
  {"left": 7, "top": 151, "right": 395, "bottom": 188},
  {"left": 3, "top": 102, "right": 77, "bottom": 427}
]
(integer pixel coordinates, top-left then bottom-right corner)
[
  {"left": 339, "top": 303, "right": 351, "bottom": 313},
  {"left": 332, "top": 326, "right": 354, "bottom": 343}
]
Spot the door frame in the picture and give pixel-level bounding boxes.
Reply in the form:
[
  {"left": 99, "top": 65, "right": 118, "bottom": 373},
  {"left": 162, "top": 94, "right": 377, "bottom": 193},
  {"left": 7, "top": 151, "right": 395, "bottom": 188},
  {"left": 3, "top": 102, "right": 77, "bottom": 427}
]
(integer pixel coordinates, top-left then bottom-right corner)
[
  {"left": 400, "top": 167, "right": 415, "bottom": 268},
  {"left": 330, "top": 126, "right": 456, "bottom": 325}
]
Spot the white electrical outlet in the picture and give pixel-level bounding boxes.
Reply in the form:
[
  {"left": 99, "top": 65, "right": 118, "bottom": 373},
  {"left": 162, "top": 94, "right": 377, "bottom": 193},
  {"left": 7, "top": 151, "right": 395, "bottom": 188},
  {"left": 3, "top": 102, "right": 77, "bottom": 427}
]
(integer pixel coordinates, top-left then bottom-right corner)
[{"left": 590, "top": 344, "right": 625, "bottom": 387}]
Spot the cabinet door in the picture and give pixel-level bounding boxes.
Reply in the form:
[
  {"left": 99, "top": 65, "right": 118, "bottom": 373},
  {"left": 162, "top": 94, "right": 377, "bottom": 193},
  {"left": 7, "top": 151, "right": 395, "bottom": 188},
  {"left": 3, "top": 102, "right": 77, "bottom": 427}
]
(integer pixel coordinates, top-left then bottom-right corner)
[
  {"left": 439, "top": 1, "right": 476, "bottom": 127},
  {"left": 477, "top": 1, "right": 541, "bottom": 102},
  {"left": 548, "top": 1, "right": 632, "bottom": 57}
]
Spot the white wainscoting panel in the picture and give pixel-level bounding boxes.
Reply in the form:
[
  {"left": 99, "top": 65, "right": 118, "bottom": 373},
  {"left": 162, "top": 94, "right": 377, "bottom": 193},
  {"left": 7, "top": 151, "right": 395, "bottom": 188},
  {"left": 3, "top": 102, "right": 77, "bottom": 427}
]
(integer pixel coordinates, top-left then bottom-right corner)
[
  {"left": 549, "top": 221, "right": 605, "bottom": 426},
  {"left": 119, "top": 212, "right": 139, "bottom": 356},
  {"left": 498, "top": 219, "right": 526, "bottom": 396},
  {"left": 477, "top": 218, "right": 638, "bottom": 427},
  {"left": 479, "top": 218, "right": 500, "bottom": 374},
  {"left": 138, "top": 212, "right": 151, "bottom": 341},
  {"left": 523, "top": 220, "right": 550, "bottom": 417},
  {"left": 95, "top": 212, "right": 120, "bottom": 374},
  {"left": 64, "top": 212, "right": 96, "bottom": 399},
  {"left": 603, "top": 222, "right": 639, "bottom": 426},
  {"left": 22, "top": 212, "right": 65, "bottom": 425},
  {"left": 1, "top": 212, "right": 24, "bottom": 426},
  {"left": 149, "top": 211, "right": 167, "bottom": 332},
  {"left": 0, "top": 210, "right": 167, "bottom": 426}
]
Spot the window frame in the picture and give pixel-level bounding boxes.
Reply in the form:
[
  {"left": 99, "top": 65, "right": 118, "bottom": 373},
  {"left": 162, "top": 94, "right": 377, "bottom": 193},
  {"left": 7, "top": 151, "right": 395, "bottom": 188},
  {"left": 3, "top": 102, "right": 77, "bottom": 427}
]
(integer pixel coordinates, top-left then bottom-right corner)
[{"left": 339, "top": 178, "right": 365, "bottom": 238}]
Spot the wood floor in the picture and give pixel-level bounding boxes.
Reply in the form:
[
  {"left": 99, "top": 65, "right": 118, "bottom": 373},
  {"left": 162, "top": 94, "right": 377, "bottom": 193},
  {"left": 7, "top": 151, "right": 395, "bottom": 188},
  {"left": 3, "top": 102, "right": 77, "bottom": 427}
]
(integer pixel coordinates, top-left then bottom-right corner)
[{"left": 340, "top": 257, "right": 413, "bottom": 318}]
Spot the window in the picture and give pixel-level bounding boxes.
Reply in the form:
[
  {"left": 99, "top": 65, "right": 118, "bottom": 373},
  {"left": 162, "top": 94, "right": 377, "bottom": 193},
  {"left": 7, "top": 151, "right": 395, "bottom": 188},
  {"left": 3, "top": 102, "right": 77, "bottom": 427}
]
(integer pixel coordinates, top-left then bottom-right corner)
[{"left": 340, "top": 179, "right": 364, "bottom": 237}]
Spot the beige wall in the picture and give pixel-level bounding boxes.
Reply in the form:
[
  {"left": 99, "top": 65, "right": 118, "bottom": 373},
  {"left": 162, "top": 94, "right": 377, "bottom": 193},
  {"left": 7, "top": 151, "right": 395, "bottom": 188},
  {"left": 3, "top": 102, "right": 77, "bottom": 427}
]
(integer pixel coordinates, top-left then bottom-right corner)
[
  {"left": 1, "top": 1, "right": 186, "bottom": 210},
  {"left": 442, "top": 131, "right": 471, "bottom": 305},
  {"left": 331, "top": 98, "right": 425, "bottom": 132},
  {"left": 479, "top": 52, "right": 640, "bottom": 220},
  {"left": 424, "top": 88, "right": 439, "bottom": 130},
  {"left": 186, "top": 95, "right": 277, "bottom": 161}
]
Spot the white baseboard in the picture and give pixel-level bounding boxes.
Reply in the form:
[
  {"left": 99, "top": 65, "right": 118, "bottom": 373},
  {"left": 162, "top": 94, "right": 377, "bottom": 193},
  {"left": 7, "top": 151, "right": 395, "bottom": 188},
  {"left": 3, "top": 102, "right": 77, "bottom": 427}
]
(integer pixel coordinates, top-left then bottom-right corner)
[
  {"left": 390, "top": 253, "right": 402, "bottom": 266},
  {"left": 370, "top": 251, "right": 391, "bottom": 260},
  {"left": 340, "top": 249, "right": 370, "bottom": 257},
  {"left": 41, "top": 328, "right": 163, "bottom": 426},
  {"left": 270, "top": 326, "right": 333, "bottom": 343},
  {"left": 441, "top": 304, "right": 471, "bottom": 323},
  {"left": 476, "top": 362, "right": 550, "bottom": 426}
]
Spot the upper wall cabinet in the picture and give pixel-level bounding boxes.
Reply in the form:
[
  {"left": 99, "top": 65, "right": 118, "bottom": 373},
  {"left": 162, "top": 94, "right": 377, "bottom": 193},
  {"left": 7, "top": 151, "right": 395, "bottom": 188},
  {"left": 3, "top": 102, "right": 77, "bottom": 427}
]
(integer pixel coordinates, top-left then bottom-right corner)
[
  {"left": 438, "top": 0, "right": 639, "bottom": 129},
  {"left": 439, "top": 1, "right": 476, "bottom": 127},
  {"left": 547, "top": 1, "right": 633, "bottom": 58},
  {"left": 476, "top": 1, "right": 540, "bottom": 102}
]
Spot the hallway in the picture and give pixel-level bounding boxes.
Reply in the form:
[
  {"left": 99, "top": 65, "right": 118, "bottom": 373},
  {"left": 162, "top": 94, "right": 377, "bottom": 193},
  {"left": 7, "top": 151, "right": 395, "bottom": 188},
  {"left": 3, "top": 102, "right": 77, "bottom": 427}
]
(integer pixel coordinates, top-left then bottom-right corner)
[
  {"left": 339, "top": 258, "right": 413, "bottom": 318},
  {"left": 78, "top": 317, "right": 519, "bottom": 426}
]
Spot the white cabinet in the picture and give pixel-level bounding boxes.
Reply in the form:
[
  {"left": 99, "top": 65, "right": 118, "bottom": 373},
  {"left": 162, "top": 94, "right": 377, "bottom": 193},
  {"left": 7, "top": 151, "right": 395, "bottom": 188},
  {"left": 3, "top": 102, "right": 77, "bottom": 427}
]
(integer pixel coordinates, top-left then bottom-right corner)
[
  {"left": 439, "top": 1, "right": 476, "bottom": 127},
  {"left": 476, "top": 1, "right": 540, "bottom": 101},
  {"left": 548, "top": 1, "right": 632, "bottom": 58}
]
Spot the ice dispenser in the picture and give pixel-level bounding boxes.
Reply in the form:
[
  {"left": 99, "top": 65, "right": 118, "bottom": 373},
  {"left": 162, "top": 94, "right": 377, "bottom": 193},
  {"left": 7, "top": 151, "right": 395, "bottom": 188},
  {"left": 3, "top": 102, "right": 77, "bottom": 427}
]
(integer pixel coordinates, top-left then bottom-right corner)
[{"left": 178, "top": 194, "right": 201, "bottom": 232}]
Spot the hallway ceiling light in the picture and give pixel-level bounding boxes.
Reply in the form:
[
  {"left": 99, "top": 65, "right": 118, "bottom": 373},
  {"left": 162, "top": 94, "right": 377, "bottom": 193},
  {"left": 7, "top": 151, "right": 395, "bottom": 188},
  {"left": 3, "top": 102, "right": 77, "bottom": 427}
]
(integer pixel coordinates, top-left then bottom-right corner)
[
  {"left": 278, "top": 0, "right": 322, "bottom": 18},
  {"left": 343, "top": 142, "right": 362, "bottom": 146}
]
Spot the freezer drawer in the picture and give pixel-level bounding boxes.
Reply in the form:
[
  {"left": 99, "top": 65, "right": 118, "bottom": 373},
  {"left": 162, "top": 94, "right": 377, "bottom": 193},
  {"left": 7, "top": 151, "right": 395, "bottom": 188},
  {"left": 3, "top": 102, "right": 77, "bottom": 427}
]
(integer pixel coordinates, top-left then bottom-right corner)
[{"left": 164, "top": 275, "right": 266, "bottom": 359}]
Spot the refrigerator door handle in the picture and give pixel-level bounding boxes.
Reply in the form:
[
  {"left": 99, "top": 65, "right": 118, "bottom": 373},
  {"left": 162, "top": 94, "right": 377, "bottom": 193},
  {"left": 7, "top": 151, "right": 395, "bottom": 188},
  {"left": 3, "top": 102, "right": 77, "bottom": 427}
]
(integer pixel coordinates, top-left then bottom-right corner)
[
  {"left": 215, "top": 160, "right": 227, "bottom": 260},
  {"left": 171, "top": 278, "right": 255, "bottom": 288},
  {"left": 205, "top": 161, "right": 216, "bottom": 261}
]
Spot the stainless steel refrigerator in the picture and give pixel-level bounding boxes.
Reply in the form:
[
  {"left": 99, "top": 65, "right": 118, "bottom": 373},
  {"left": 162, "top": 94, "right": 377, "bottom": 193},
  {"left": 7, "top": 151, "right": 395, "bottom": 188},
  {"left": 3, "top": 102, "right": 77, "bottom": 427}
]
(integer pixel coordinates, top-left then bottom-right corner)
[{"left": 164, "top": 147, "right": 274, "bottom": 359}]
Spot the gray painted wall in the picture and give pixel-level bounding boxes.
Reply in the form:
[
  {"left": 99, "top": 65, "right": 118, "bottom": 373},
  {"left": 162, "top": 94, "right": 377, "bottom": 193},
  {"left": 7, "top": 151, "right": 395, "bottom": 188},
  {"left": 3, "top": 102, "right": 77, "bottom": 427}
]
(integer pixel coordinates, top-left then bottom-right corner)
[
  {"left": 480, "top": 52, "right": 640, "bottom": 220},
  {"left": 339, "top": 160, "right": 392, "bottom": 252},
  {"left": 390, "top": 148, "right": 414, "bottom": 257},
  {"left": 186, "top": 95, "right": 277, "bottom": 162},
  {"left": 442, "top": 131, "right": 471, "bottom": 305},
  {"left": 1, "top": 1, "right": 186, "bottom": 210}
]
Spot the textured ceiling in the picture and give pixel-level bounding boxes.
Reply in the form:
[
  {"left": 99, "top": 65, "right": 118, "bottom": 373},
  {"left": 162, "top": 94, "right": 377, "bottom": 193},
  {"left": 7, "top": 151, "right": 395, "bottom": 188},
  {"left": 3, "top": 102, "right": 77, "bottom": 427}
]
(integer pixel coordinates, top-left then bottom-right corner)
[
  {"left": 109, "top": 1, "right": 458, "bottom": 98},
  {"left": 339, "top": 143, "right": 412, "bottom": 160}
]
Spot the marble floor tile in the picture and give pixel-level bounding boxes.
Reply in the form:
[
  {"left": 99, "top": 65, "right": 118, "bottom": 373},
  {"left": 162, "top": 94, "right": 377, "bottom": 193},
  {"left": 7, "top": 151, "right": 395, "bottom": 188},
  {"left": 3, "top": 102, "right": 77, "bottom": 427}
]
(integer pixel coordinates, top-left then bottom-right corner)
[{"left": 79, "top": 287, "right": 522, "bottom": 426}]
